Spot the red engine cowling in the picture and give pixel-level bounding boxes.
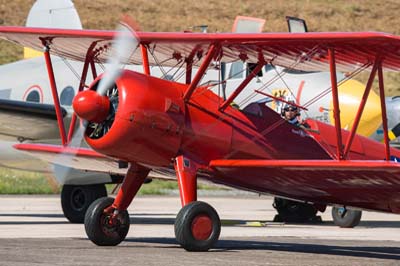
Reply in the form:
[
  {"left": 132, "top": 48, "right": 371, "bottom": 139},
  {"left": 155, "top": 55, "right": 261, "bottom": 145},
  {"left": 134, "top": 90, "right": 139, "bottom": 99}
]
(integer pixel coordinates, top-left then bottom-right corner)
[{"left": 75, "top": 70, "right": 186, "bottom": 167}]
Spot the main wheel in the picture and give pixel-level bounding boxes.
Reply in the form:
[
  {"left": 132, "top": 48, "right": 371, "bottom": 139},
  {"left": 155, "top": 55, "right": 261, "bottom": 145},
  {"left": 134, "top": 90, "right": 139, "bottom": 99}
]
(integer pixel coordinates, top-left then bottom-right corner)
[
  {"left": 61, "top": 184, "right": 107, "bottom": 223},
  {"left": 174, "top": 201, "right": 221, "bottom": 252},
  {"left": 331, "top": 206, "right": 362, "bottom": 228},
  {"left": 273, "top": 197, "right": 318, "bottom": 223},
  {"left": 84, "top": 197, "right": 130, "bottom": 246}
]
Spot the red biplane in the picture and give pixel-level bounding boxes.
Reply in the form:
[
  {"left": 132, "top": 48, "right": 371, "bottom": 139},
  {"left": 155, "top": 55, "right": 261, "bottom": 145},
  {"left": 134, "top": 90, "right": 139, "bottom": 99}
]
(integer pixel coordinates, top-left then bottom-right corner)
[{"left": 1, "top": 19, "right": 400, "bottom": 251}]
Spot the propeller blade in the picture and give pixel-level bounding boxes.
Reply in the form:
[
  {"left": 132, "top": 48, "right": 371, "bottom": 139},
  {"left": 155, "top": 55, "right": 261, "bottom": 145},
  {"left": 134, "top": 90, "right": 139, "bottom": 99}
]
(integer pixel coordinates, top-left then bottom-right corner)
[
  {"left": 52, "top": 122, "right": 86, "bottom": 181},
  {"left": 96, "top": 22, "right": 139, "bottom": 96}
]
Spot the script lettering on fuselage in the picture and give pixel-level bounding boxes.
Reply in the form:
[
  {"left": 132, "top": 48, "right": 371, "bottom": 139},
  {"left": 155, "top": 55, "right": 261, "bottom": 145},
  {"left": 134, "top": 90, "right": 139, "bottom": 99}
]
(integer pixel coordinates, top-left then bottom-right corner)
[{"left": 311, "top": 112, "right": 329, "bottom": 123}]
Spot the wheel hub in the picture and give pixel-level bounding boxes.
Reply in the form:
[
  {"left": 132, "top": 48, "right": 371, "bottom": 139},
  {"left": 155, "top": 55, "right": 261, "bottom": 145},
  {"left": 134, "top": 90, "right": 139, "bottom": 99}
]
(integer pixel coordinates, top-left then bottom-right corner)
[
  {"left": 71, "top": 188, "right": 86, "bottom": 211},
  {"left": 100, "top": 213, "right": 122, "bottom": 236},
  {"left": 191, "top": 214, "right": 212, "bottom": 240},
  {"left": 337, "top": 207, "right": 347, "bottom": 218}
]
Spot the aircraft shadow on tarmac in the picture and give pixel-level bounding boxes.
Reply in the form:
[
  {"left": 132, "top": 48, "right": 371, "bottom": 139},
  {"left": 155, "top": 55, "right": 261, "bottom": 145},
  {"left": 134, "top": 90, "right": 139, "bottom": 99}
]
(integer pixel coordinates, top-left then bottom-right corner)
[
  {"left": 128, "top": 215, "right": 400, "bottom": 229},
  {"left": 0, "top": 213, "right": 69, "bottom": 225},
  {"left": 126, "top": 237, "right": 400, "bottom": 261},
  {"left": 0, "top": 213, "right": 399, "bottom": 228},
  {"left": 131, "top": 217, "right": 400, "bottom": 228}
]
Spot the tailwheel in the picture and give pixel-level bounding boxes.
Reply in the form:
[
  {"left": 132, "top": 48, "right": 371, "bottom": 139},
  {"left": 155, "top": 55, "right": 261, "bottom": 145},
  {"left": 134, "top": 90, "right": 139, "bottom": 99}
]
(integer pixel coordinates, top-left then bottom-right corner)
[
  {"left": 273, "top": 197, "right": 319, "bottom": 223},
  {"left": 331, "top": 206, "right": 362, "bottom": 228},
  {"left": 174, "top": 201, "right": 221, "bottom": 252},
  {"left": 84, "top": 197, "right": 130, "bottom": 246}
]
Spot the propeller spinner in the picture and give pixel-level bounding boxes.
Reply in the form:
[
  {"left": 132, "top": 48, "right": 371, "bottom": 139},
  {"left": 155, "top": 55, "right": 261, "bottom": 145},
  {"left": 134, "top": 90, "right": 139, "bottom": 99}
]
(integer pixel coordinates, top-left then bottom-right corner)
[{"left": 73, "top": 90, "right": 110, "bottom": 123}]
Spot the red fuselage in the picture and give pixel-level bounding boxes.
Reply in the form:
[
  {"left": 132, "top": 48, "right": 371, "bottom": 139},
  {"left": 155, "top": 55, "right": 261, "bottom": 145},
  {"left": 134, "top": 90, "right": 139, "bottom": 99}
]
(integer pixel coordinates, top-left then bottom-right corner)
[
  {"left": 76, "top": 70, "right": 400, "bottom": 212},
  {"left": 83, "top": 70, "right": 398, "bottom": 164}
]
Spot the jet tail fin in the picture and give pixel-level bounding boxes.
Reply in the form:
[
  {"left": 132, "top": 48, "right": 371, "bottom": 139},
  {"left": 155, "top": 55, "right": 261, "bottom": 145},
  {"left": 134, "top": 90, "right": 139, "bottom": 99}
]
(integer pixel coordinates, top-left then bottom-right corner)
[
  {"left": 231, "top": 16, "right": 265, "bottom": 33},
  {"left": 286, "top": 16, "right": 308, "bottom": 33},
  {"left": 24, "top": 0, "right": 82, "bottom": 59}
]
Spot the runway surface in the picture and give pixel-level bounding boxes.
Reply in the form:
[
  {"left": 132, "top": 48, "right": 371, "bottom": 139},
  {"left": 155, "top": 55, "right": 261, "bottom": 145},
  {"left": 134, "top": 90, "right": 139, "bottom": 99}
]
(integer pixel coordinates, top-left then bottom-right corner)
[{"left": 0, "top": 195, "right": 399, "bottom": 265}]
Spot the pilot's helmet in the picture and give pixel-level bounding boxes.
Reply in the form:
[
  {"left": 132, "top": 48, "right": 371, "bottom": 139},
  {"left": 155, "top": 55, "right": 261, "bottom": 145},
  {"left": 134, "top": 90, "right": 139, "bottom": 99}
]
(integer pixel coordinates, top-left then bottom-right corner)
[{"left": 281, "top": 101, "right": 299, "bottom": 116}]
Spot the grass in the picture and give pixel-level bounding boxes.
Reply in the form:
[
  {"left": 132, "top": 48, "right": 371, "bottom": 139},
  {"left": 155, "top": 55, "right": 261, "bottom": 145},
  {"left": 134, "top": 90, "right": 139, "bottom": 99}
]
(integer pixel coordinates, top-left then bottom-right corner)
[
  {"left": 0, "top": 168, "right": 60, "bottom": 194},
  {"left": 0, "top": 166, "right": 183, "bottom": 195},
  {"left": 108, "top": 179, "right": 227, "bottom": 196},
  {"left": 0, "top": 167, "right": 225, "bottom": 195},
  {"left": 138, "top": 179, "right": 179, "bottom": 195},
  {"left": 106, "top": 179, "right": 180, "bottom": 196}
]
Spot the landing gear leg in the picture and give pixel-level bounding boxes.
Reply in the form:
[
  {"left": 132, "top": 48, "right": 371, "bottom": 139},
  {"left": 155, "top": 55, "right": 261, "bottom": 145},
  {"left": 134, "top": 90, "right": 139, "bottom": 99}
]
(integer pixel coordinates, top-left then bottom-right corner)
[
  {"left": 173, "top": 156, "right": 221, "bottom": 251},
  {"left": 331, "top": 206, "right": 362, "bottom": 228},
  {"left": 84, "top": 163, "right": 149, "bottom": 246}
]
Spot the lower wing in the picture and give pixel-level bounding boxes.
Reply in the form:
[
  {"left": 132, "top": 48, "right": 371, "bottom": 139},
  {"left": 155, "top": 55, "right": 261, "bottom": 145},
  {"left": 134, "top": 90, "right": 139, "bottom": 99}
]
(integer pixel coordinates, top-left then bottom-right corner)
[
  {"left": 209, "top": 159, "right": 400, "bottom": 213},
  {"left": 14, "top": 143, "right": 176, "bottom": 181}
]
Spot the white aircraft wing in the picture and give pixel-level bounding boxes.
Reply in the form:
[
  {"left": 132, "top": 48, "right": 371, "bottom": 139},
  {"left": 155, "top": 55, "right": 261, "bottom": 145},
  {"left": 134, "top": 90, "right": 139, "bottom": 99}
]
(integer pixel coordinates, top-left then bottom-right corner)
[{"left": 0, "top": 99, "right": 69, "bottom": 140}]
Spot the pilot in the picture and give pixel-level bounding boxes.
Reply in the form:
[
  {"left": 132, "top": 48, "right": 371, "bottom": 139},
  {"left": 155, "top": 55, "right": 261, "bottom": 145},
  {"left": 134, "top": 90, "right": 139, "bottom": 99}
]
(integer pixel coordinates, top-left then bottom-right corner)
[
  {"left": 282, "top": 102, "right": 299, "bottom": 124},
  {"left": 281, "top": 102, "right": 310, "bottom": 129}
]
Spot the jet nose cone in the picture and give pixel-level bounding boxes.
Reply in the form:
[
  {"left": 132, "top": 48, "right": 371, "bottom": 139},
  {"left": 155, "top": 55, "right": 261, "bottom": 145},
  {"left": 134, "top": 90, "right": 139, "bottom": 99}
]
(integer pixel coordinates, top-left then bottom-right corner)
[{"left": 72, "top": 90, "right": 110, "bottom": 123}]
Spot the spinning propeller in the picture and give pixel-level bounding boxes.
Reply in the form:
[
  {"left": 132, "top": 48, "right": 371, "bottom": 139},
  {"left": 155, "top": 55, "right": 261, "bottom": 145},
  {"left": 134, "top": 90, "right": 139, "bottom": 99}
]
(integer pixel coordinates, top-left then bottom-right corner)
[
  {"left": 53, "top": 18, "right": 139, "bottom": 181},
  {"left": 74, "top": 20, "right": 139, "bottom": 133}
]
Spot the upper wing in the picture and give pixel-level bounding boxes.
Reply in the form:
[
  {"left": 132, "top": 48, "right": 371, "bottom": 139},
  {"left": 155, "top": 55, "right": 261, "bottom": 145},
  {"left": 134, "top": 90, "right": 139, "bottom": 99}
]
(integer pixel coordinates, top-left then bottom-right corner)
[
  {"left": 1, "top": 27, "right": 400, "bottom": 72},
  {"left": 209, "top": 159, "right": 400, "bottom": 213},
  {"left": 0, "top": 98, "right": 68, "bottom": 140}
]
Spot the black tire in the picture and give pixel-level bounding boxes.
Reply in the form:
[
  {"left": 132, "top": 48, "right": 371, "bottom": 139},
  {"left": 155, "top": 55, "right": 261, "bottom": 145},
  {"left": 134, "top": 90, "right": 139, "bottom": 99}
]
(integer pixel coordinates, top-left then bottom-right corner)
[
  {"left": 61, "top": 184, "right": 107, "bottom": 223},
  {"left": 273, "top": 197, "right": 318, "bottom": 223},
  {"left": 331, "top": 207, "right": 362, "bottom": 228},
  {"left": 174, "top": 201, "right": 221, "bottom": 252},
  {"left": 84, "top": 197, "right": 130, "bottom": 246}
]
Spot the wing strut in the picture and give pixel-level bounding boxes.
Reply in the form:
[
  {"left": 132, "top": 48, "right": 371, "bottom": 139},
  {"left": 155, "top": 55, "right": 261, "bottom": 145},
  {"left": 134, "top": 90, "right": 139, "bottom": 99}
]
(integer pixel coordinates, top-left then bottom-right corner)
[
  {"left": 219, "top": 58, "right": 265, "bottom": 111},
  {"left": 67, "top": 43, "right": 98, "bottom": 142},
  {"left": 328, "top": 48, "right": 343, "bottom": 160},
  {"left": 43, "top": 40, "right": 97, "bottom": 145},
  {"left": 140, "top": 44, "right": 150, "bottom": 75},
  {"left": 327, "top": 51, "right": 391, "bottom": 161},
  {"left": 185, "top": 45, "right": 202, "bottom": 84},
  {"left": 43, "top": 44, "right": 67, "bottom": 146},
  {"left": 343, "top": 57, "right": 379, "bottom": 158},
  {"left": 378, "top": 61, "right": 391, "bottom": 160},
  {"left": 185, "top": 57, "right": 193, "bottom": 85},
  {"left": 90, "top": 59, "right": 97, "bottom": 79},
  {"left": 183, "top": 44, "right": 219, "bottom": 102}
]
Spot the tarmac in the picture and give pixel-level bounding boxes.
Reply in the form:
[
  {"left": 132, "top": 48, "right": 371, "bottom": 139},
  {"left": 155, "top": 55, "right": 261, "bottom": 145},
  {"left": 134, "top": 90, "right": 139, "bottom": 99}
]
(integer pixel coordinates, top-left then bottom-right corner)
[{"left": 0, "top": 194, "right": 399, "bottom": 265}]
